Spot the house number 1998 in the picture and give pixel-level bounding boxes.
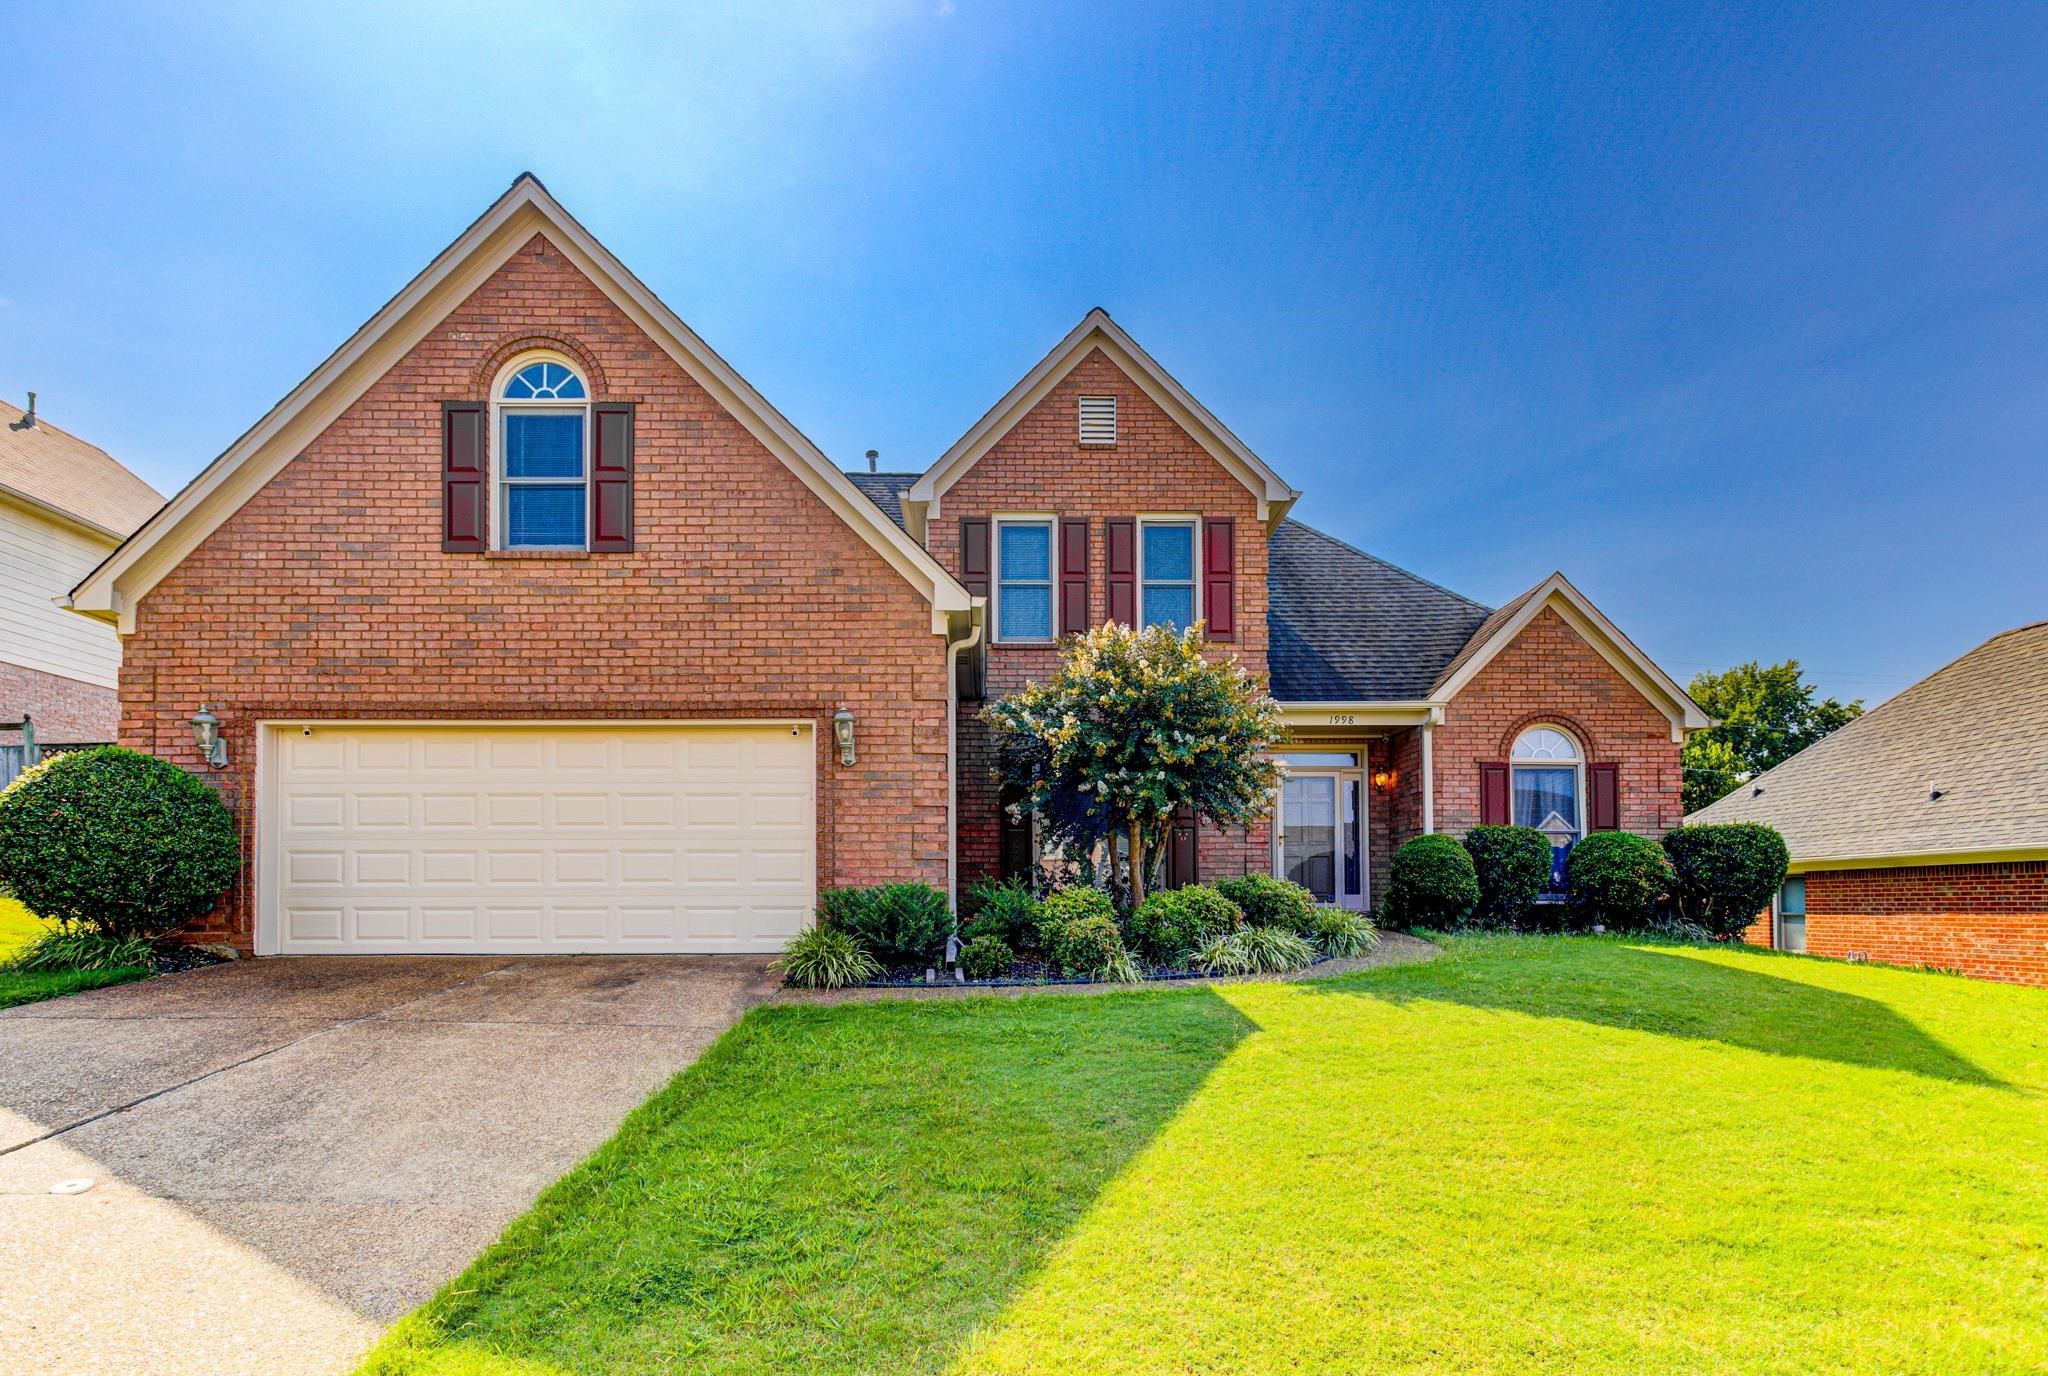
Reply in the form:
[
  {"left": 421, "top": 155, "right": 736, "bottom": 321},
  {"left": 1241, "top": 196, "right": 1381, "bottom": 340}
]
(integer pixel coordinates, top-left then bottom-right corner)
[{"left": 1327, "top": 714, "right": 1355, "bottom": 725}]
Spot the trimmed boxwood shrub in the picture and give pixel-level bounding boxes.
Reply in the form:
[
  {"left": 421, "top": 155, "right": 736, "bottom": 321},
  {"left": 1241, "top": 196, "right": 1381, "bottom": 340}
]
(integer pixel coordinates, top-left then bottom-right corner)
[
  {"left": 959, "top": 934, "right": 1015, "bottom": 980},
  {"left": 1384, "top": 835, "right": 1480, "bottom": 929},
  {"left": 1212, "top": 873, "right": 1317, "bottom": 933},
  {"left": 815, "top": 881, "right": 951, "bottom": 968},
  {"left": 1462, "top": 825, "right": 1553, "bottom": 930},
  {"left": 1566, "top": 832, "right": 1669, "bottom": 931},
  {"left": 0, "top": 746, "right": 239, "bottom": 941},
  {"left": 961, "top": 876, "right": 1041, "bottom": 947},
  {"left": 1046, "top": 912, "right": 1125, "bottom": 977},
  {"left": 1664, "top": 822, "right": 1790, "bottom": 938},
  {"left": 1036, "top": 885, "right": 1117, "bottom": 950},
  {"left": 1128, "top": 885, "right": 1242, "bottom": 963}
]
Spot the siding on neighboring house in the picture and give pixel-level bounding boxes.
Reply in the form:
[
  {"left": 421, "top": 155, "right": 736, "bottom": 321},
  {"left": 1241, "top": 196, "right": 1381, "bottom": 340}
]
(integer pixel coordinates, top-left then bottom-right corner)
[{"left": 0, "top": 494, "right": 122, "bottom": 689}]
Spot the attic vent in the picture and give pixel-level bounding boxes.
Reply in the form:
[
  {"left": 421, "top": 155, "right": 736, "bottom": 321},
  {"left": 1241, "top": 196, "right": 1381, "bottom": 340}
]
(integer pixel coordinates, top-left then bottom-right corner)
[{"left": 1079, "top": 395, "right": 1117, "bottom": 445}]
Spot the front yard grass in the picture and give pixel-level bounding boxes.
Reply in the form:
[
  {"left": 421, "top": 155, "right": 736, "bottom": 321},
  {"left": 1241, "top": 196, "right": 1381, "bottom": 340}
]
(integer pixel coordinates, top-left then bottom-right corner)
[
  {"left": 361, "top": 937, "right": 2048, "bottom": 1376},
  {"left": 0, "top": 894, "right": 148, "bottom": 1009}
]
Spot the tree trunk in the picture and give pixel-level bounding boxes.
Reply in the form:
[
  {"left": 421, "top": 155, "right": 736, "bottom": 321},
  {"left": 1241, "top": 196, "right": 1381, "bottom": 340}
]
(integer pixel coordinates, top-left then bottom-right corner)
[{"left": 1127, "top": 817, "right": 1146, "bottom": 908}]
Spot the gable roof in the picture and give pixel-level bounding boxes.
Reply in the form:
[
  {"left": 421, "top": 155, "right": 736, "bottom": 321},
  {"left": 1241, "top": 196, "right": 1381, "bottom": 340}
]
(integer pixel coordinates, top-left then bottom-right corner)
[
  {"left": 1430, "top": 572, "right": 1712, "bottom": 734},
  {"left": 1267, "top": 521, "right": 1493, "bottom": 700},
  {"left": 902, "top": 309, "right": 1299, "bottom": 533},
  {"left": 67, "top": 175, "right": 972, "bottom": 633},
  {"left": 1688, "top": 621, "right": 2048, "bottom": 865},
  {"left": 846, "top": 470, "right": 913, "bottom": 530},
  {"left": 0, "top": 399, "right": 163, "bottom": 539}
]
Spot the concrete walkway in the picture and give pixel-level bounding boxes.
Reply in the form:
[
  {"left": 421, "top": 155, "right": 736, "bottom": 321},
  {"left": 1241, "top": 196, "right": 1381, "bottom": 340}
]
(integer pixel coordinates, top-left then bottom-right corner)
[{"left": 0, "top": 954, "right": 780, "bottom": 1376}]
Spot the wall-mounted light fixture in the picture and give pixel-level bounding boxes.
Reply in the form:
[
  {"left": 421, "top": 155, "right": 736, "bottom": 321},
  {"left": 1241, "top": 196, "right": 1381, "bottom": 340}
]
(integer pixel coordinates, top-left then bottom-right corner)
[
  {"left": 832, "top": 707, "right": 856, "bottom": 767},
  {"left": 189, "top": 705, "right": 228, "bottom": 769},
  {"left": 1371, "top": 766, "right": 1397, "bottom": 794}
]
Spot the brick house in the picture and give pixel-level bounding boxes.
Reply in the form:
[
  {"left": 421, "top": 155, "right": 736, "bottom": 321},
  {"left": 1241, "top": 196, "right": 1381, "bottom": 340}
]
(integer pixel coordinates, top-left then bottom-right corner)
[
  {"left": 1691, "top": 622, "right": 2048, "bottom": 989},
  {"left": 1, "top": 394, "right": 163, "bottom": 781},
  {"left": 67, "top": 176, "right": 1706, "bottom": 956}
]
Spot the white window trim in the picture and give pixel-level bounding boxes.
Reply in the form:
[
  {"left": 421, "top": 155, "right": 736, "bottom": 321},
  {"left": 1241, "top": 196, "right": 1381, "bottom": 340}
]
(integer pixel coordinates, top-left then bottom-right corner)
[
  {"left": 991, "top": 513, "right": 1058, "bottom": 645},
  {"left": 1136, "top": 515, "right": 1201, "bottom": 633},
  {"left": 1270, "top": 755, "right": 1369, "bottom": 910},
  {"left": 1510, "top": 724, "right": 1585, "bottom": 840},
  {"left": 490, "top": 351, "right": 592, "bottom": 552}
]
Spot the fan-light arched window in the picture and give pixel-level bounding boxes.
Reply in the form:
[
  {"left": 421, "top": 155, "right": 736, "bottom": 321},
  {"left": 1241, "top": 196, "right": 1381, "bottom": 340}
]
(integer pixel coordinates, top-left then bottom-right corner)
[
  {"left": 1511, "top": 726, "right": 1583, "bottom": 853},
  {"left": 495, "top": 357, "right": 590, "bottom": 548}
]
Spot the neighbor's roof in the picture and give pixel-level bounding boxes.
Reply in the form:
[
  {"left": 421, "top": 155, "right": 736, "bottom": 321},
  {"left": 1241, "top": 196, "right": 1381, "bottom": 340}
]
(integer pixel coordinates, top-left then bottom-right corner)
[
  {"left": 846, "top": 470, "right": 912, "bottom": 530},
  {"left": 0, "top": 399, "right": 163, "bottom": 538},
  {"left": 1688, "top": 621, "right": 2048, "bottom": 864}
]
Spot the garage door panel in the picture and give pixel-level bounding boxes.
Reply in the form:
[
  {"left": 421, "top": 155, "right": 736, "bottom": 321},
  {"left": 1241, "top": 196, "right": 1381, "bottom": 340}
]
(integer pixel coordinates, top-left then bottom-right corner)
[{"left": 271, "top": 724, "right": 816, "bottom": 954}]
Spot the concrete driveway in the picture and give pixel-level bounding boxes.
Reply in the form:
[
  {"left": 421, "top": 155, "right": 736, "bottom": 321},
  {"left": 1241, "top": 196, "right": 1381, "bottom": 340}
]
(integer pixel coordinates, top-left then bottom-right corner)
[{"left": 0, "top": 954, "right": 780, "bottom": 1376}]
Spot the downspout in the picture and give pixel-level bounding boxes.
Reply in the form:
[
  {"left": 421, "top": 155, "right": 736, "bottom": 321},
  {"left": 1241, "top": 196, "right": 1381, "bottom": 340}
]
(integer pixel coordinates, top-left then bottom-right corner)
[
  {"left": 945, "top": 609, "right": 986, "bottom": 914},
  {"left": 1420, "top": 716, "right": 1436, "bottom": 835}
]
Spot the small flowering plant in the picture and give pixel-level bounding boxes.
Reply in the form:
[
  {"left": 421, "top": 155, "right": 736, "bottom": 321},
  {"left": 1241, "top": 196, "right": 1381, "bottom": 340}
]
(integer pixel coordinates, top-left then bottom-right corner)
[{"left": 981, "top": 621, "right": 1284, "bottom": 905}]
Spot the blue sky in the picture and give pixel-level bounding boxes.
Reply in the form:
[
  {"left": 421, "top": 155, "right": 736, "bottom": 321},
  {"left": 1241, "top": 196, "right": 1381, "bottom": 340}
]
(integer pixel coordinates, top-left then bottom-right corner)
[{"left": 7, "top": 2, "right": 2045, "bottom": 704}]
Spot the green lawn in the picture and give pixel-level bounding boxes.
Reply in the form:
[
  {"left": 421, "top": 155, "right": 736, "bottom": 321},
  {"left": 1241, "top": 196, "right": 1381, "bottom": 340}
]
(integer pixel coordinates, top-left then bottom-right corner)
[
  {"left": 361, "top": 937, "right": 2048, "bottom": 1376},
  {"left": 0, "top": 894, "right": 148, "bottom": 1008}
]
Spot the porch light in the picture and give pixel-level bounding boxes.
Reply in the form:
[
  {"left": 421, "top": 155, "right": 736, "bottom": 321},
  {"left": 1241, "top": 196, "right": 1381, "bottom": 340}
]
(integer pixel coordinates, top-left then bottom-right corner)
[
  {"left": 189, "top": 706, "right": 228, "bottom": 770},
  {"left": 832, "top": 708, "right": 856, "bottom": 767},
  {"left": 1371, "top": 766, "right": 1397, "bottom": 794}
]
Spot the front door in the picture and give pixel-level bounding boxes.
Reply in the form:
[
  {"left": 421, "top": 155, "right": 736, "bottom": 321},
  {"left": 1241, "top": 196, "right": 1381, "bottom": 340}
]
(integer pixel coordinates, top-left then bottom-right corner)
[{"left": 1277, "top": 772, "right": 1364, "bottom": 909}]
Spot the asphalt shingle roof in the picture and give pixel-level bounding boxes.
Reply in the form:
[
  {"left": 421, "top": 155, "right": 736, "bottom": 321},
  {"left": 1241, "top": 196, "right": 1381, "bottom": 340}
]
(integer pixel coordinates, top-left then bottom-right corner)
[
  {"left": 845, "top": 471, "right": 912, "bottom": 530},
  {"left": 1688, "top": 621, "right": 2048, "bottom": 861},
  {"left": 0, "top": 399, "right": 163, "bottom": 536}
]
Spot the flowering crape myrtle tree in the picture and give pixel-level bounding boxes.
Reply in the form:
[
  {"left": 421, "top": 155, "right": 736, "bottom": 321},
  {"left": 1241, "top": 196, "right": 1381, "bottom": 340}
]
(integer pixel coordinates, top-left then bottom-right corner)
[{"left": 981, "top": 621, "right": 1285, "bottom": 907}]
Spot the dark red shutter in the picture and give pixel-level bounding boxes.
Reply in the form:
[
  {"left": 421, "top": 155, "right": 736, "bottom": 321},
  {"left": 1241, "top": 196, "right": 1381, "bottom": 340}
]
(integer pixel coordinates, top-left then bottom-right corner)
[
  {"left": 1166, "top": 804, "right": 1199, "bottom": 889},
  {"left": 441, "top": 402, "right": 486, "bottom": 552},
  {"left": 1480, "top": 762, "right": 1510, "bottom": 826},
  {"left": 1203, "top": 517, "right": 1236, "bottom": 641},
  {"left": 959, "top": 518, "right": 991, "bottom": 597},
  {"left": 998, "top": 791, "right": 1033, "bottom": 881},
  {"left": 1059, "top": 518, "right": 1091, "bottom": 636},
  {"left": 590, "top": 403, "right": 635, "bottom": 552},
  {"left": 1590, "top": 762, "right": 1620, "bottom": 831},
  {"left": 1105, "top": 518, "right": 1136, "bottom": 626}
]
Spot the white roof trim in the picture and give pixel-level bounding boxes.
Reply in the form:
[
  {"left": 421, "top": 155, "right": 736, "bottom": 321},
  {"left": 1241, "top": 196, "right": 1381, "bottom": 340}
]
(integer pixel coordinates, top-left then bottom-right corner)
[
  {"left": 1433, "top": 573, "right": 1712, "bottom": 737},
  {"left": 905, "top": 308, "right": 1300, "bottom": 524},
  {"left": 70, "top": 174, "right": 971, "bottom": 633}
]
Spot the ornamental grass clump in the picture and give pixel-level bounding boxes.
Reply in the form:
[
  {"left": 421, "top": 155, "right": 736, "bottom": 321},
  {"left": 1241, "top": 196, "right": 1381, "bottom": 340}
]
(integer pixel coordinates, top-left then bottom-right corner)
[
  {"left": 774, "top": 925, "right": 881, "bottom": 989},
  {"left": 1307, "top": 906, "right": 1379, "bottom": 958},
  {"left": 1193, "top": 925, "right": 1318, "bottom": 976}
]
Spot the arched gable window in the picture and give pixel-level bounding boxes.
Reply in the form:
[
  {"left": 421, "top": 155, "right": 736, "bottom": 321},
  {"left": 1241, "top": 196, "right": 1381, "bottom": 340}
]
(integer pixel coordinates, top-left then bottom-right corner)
[
  {"left": 1511, "top": 726, "right": 1583, "bottom": 852},
  {"left": 495, "top": 357, "right": 590, "bottom": 548}
]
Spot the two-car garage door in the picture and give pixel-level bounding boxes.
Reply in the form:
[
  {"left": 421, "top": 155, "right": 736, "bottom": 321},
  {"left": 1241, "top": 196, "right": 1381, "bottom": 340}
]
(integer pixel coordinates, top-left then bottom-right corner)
[{"left": 262, "top": 722, "right": 815, "bottom": 954}]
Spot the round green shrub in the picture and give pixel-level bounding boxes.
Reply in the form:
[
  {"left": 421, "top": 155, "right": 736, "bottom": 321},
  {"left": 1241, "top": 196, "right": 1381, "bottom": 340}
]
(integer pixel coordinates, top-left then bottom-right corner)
[
  {"left": 1037, "top": 885, "right": 1117, "bottom": 949},
  {"left": 1384, "top": 835, "right": 1480, "bottom": 929},
  {"left": 1566, "top": 832, "right": 1669, "bottom": 931},
  {"left": 0, "top": 746, "right": 239, "bottom": 940},
  {"left": 1047, "top": 912, "right": 1125, "bottom": 977},
  {"left": 1212, "top": 873, "right": 1317, "bottom": 933},
  {"left": 774, "top": 925, "right": 880, "bottom": 989},
  {"left": 1462, "top": 825, "right": 1554, "bottom": 929},
  {"left": 815, "top": 882, "right": 951, "bottom": 968},
  {"left": 1128, "top": 885, "right": 1242, "bottom": 962},
  {"left": 961, "top": 877, "right": 1042, "bottom": 947},
  {"left": 1663, "top": 823, "right": 1790, "bottom": 938},
  {"left": 959, "top": 934, "right": 1015, "bottom": 980}
]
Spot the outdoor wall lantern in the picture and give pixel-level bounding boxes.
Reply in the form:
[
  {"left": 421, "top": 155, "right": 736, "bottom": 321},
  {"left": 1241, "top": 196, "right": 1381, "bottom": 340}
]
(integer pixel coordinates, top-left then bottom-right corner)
[
  {"left": 1371, "top": 766, "right": 1397, "bottom": 794},
  {"left": 189, "top": 705, "right": 228, "bottom": 770},
  {"left": 832, "top": 707, "right": 857, "bottom": 767}
]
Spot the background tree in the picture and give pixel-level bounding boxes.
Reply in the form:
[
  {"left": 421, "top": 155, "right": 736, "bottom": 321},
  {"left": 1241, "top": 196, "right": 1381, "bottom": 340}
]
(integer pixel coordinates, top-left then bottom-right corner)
[
  {"left": 1682, "top": 660, "right": 1862, "bottom": 813},
  {"left": 982, "top": 622, "right": 1284, "bottom": 906}
]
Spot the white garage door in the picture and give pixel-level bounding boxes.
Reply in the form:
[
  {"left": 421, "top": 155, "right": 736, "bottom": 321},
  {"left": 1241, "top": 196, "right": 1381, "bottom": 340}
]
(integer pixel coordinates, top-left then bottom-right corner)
[{"left": 262, "top": 722, "right": 815, "bottom": 954}]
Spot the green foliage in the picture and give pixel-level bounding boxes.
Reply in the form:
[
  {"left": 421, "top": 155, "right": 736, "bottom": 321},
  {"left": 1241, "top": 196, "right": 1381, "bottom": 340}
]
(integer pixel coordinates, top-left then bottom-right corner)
[
  {"left": 1046, "top": 912, "right": 1126, "bottom": 977},
  {"left": 1307, "top": 906, "right": 1379, "bottom": 958},
  {"left": 1462, "top": 825, "right": 1554, "bottom": 929},
  {"left": 1212, "top": 873, "right": 1317, "bottom": 933},
  {"left": 814, "top": 882, "right": 951, "bottom": 968},
  {"left": 773, "top": 925, "right": 881, "bottom": 989},
  {"left": 1192, "top": 924, "right": 1318, "bottom": 975},
  {"left": 0, "top": 746, "right": 239, "bottom": 940},
  {"left": 1683, "top": 660, "right": 1863, "bottom": 813},
  {"left": 1037, "top": 885, "right": 1118, "bottom": 949},
  {"left": 1128, "top": 885, "right": 1242, "bottom": 963},
  {"left": 981, "top": 621, "right": 1285, "bottom": 901},
  {"left": 1664, "top": 823, "right": 1791, "bottom": 938},
  {"left": 3, "top": 925, "right": 156, "bottom": 973},
  {"left": 1384, "top": 835, "right": 1480, "bottom": 929},
  {"left": 1566, "top": 833, "right": 1670, "bottom": 930},
  {"left": 1102, "top": 944, "right": 1146, "bottom": 985},
  {"left": 961, "top": 876, "right": 1042, "bottom": 947},
  {"left": 959, "top": 934, "right": 1016, "bottom": 981}
]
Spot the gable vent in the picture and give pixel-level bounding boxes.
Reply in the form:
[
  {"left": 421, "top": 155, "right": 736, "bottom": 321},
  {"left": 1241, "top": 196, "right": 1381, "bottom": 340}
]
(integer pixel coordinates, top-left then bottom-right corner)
[{"left": 1079, "top": 395, "right": 1117, "bottom": 445}]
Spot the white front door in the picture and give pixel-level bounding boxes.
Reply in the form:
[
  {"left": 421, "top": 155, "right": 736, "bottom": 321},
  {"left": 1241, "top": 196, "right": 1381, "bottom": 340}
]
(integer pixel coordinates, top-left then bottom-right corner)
[
  {"left": 261, "top": 721, "right": 816, "bottom": 955},
  {"left": 1276, "top": 767, "right": 1365, "bottom": 909}
]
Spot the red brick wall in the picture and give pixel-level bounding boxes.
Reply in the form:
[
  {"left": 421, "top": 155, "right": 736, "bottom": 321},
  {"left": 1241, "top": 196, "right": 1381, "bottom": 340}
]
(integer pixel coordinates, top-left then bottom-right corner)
[
  {"left": 933, "top": 347, "right": 1274, "bottom": 890},
  {"left": 1777, "top": 862, "right": 2048, "bottom": 989},
  {"left": 0, "top": 659, "right": 119, "bottom": 746},
  {"left": 120, "top": 233, "right": 951, "bottom": 949},
  {"left": 1433, "top": 607, "right": 1682, "bottom": 841}
]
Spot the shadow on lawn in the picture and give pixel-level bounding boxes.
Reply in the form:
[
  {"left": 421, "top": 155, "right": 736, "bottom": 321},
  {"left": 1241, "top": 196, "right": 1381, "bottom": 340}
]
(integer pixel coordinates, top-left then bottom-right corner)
[
  {"left": 1316, "top": 938, "right": 2009, "bottom": 1089},
  {"left": 360, "top": 987, "right": 1257, "bottom": 1376}
]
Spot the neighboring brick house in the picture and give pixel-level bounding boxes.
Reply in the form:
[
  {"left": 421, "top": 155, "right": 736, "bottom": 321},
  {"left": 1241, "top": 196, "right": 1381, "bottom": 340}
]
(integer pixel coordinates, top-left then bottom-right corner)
[
  {"left": 1691, "top": 622, "right": 2048, "bottom": 989},
  {"left": 1, "top": 394, "right": 163, "bottom": 781},
  {"left": 69, "top": 175, "right": 1706, "bottom": 955}
]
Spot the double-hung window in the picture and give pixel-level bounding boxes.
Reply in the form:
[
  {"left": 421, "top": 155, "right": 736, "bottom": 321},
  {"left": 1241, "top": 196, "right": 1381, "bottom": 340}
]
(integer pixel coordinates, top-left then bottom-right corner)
[
  {"left": 995, "top": 519, "right": 1054, "bottom": 642},
  {"left": 1139, "top": 520, "right": 1198, "bottom": 632},
  {"left": 497, "top": 358, "right": 589, "bottom": 549}
]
